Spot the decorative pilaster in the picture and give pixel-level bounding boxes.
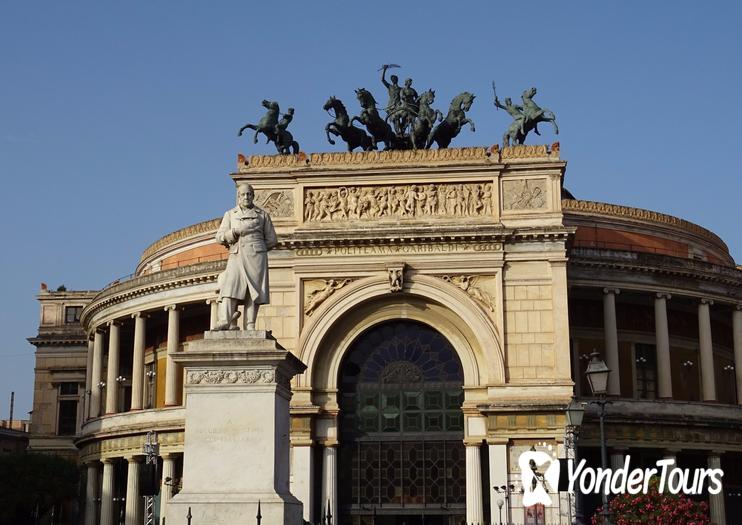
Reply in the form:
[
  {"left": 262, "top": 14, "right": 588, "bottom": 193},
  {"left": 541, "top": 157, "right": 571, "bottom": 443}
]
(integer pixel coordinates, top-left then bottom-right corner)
[
  {"left": 90, "top": 330, "right": 105, "bottom": 418},
  {"left": 105, "top": 321, "right": 121, "bottom": 414},
  {"left": 130, "top": 313, "right": 147, "bottom": 411},
  {"left": 164, "top": 305, "right": 180, "bottom": 406},
  {"left": 160, "top": 454, "right": 176, "bottom": 522},
  {"left": 603, "top": 288, "right": 621, "bottom": 396},
  {"left": 207, "top": 298, "right": 219, "bottom": 330},
  {"left": 733, "top": 305, "right": 742, "bottom": 405},
  {"left": 698, "top": 299, "right": 716, "bottom": 402},
  {"left": 84, "top": 462, "right": 98, "bottom": 525},
  {"left": 465, "top": 442, "right": 484, "bottom": 525},
  {"left": 708, "top": 453, "right": 726, "bottom": 525},
  {"left": 124, "top": 457, "right": 141, "bottom": 525},
  {"left": 488, "top": 441, "right": 508, "bottom": 525},
  {"left": 291, "top": 442, "right": 314, "bottom": 523},
  {"left": 321, "top": 444, "right": 338, "bottom": 525},
  {"left": 654, "top": 293, "right": 673, "bottom": 399},
  {"left": 100, "top": 459, "right": 115, "bottom": 525}
]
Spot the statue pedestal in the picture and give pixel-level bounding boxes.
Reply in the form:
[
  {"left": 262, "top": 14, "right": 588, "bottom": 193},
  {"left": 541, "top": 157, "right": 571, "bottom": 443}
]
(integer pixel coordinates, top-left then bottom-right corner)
[{"left": 168, "top": 330, "right": 307, "bottom": 525}]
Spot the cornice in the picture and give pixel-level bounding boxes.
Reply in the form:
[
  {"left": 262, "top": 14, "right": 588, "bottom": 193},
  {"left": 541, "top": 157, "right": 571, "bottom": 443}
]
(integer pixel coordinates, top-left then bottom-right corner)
[
  {"left": 140, "top": 218, "right": 220, "bottom": 263},
  {"left": 569, "top": 247, "right": 742, "bottom": 290},
  {"left": 563, "top": 199, "right": 729, "bottom": 257},
  {"left": 235, "top": 143, "right": 561, "bottom": 173}
]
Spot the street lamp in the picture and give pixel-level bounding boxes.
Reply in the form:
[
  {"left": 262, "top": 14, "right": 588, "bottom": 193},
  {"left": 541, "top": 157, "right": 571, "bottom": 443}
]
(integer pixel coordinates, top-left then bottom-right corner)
[
  {"left": 585, "top": 351, "right": 612, "bottom": 525},
  {"left": 496, "top": 498, "right": 504, "bottom": 525},
  {"left": 565, "top": 398, "right": 586, "bottom": 524}
]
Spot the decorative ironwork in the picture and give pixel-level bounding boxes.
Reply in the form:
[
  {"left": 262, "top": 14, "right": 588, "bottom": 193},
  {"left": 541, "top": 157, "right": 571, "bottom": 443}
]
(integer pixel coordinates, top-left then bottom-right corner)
[{"left": 339, "top": 321, "right": 465, "bottom": 523}]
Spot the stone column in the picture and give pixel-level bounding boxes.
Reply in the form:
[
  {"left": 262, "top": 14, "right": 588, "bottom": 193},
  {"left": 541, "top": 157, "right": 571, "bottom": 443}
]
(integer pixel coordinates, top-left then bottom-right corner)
[
  {"left": 465, "top": 442, "right": 484, "bottom": 525},
  {"left": 291, "top": 443, "right": 314, "bottom": 523},
  {"left": 85, "top": 338, "right": 94, "bottom": 419},
  {"left": 610, "top": 448, "right": 628, "bottom": 471},
  {"left": 708, "top": 453, "right": 726, "bottom": 525},
  {"left": 603, "top": 288, "right": 621, "bottom": 396},
  {"left": 130, "top": 313, "right": 147, "bottom": 411},
  {"left": 124, "top": 456, "right": 141, "bottom": 525},
  {"left": 733, "top": 305, "right": 742, "bottom": 405},
  {"left": 698, "top": 299, "right": 716, "bottom": 402},
  {"left": 321, "top": 444, "right": 337, "bottom": 525},
  {"left": 164, "top": 305, "right": 180, "bottom": 406},
  {"left": 90, "top": 330, "right": 105, "bottom": 418},
  {"left": 100, "top": 459, "right": 115, "bottom": 525},
  {"left": 160, "top": 454, "right": 176, "bottom": 522},
  {"left": 84, "top": 462, "right": 99, "bottom": 525},
  {"left": 105, "top": 321, "right": 121, "bottom": 414},
  {"left": 663, "top": 448, "right": 680, "bottom": 465},
  {"left": 570, "top": 338, "right": 582, "bottom": 395},
  {"left": 488, "top": 441, "right": 508, "bottom": 525},
  {"left": 654, "top": 293, "right": 673, "bottom": 399},
  {"left": 207, "top": 298, "right": 219, "bottom": 330}
]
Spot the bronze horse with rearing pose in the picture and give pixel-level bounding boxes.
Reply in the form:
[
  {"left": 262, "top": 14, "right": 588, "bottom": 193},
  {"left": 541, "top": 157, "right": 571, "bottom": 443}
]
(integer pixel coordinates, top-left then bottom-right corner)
[
  {"left": 323, "top": 96, "right": 374, "bottom": 152},
  {"left": 426, "top": 92, "right": 476, "bottom": 149}
]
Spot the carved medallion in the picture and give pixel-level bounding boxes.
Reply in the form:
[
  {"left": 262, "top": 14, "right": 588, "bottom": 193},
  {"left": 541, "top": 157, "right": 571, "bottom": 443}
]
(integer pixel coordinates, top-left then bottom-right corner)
[
  {"left": 502, "top": 179, "right": 547, "bottom": 210},
  {"left": 254, "top": 189, "right": 294, "bottom": 218}
]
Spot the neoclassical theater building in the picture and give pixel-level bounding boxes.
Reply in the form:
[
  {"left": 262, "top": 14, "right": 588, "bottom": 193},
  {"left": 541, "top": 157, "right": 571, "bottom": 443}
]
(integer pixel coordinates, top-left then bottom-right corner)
[{"left": 29, "top": 145, "right": 742, "bottom": 525}]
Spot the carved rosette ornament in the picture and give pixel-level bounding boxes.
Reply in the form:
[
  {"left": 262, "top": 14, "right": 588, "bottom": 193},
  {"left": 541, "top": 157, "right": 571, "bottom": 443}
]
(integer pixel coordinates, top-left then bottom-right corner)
[
  {"left": 303, "top": 182, "right": 493, "bottom": 222},
  {"left": 187, "top": 368, "right": 280, "bottom": 385}
]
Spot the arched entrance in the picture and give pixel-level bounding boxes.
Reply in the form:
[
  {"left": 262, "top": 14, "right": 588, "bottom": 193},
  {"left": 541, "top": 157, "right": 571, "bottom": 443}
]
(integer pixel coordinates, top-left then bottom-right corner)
[{"left": 338, "top": 320, "right": 466, "bottom": 525}]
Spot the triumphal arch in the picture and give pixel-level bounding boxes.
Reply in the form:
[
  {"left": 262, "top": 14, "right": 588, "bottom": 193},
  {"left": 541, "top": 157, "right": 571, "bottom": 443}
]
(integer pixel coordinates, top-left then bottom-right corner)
[{"left": 224, "top": 143, "right": 573, "bottom": 525}]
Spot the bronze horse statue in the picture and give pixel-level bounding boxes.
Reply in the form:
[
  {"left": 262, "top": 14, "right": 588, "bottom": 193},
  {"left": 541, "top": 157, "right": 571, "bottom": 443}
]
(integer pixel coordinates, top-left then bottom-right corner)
[
  {"left": 238, "top": 100, "right": 280, "bottom": 145},
  {"left": 426, "top": 92, "right": 476, "bottom": 149},
  {"left": 323, "top": 96, "right": 374, "bottom": 152},
  {"left": 410, "top": 89, "right": 443, "bottom": 149},
  {"left": 352, "top": 88, "right": 399, "bottom": 150}
]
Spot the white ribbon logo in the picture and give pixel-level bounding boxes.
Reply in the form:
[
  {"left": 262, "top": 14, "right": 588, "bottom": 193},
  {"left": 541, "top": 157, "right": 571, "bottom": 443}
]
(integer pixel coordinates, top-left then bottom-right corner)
[{"left": 519, "top": 451, "right": 560, "bottom": 506}]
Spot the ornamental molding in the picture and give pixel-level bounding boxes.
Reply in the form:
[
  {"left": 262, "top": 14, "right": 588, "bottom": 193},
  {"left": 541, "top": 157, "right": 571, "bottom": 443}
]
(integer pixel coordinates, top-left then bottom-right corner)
[
  {"left": 304, "top": 182, "right": 494, "bottom": 222},
  {"left": 569, "top": 248, "right": 742, "bottom": 289},
  {"left": 140, "top": 218, "right": 221, "bottom": 263},
  {"left": 563, "top": 199, "right": 727, "bottom": 254},
  {"left": 502, "top": 179, "right": 547, "bottom": 210},
  {"left": 187, "top": 368, "right": 282, "bottom": 386}
]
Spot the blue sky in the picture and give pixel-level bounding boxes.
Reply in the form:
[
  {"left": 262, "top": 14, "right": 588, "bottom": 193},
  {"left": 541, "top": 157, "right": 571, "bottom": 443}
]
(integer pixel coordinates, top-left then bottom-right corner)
[{"left": 1, "top": 1, "right": 740, "bottom": 418}]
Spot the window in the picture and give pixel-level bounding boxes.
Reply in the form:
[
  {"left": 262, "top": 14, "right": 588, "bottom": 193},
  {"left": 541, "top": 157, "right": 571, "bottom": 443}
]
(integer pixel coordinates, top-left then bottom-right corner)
[
  {"left": 635, "top": 344, "right": 657, "bottom": 399},
  {"left": 57, "top": 400, "right": 78, "bottom": 435},
  {"left": 57, "top": 382, "right": 79, "bottom": 435},
  {"left": 65, "top": 306, "right": 83, "bottom": 324}
]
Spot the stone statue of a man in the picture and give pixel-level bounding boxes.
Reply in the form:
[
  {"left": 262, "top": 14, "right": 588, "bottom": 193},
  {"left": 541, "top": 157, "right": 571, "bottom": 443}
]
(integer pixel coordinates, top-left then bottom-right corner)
[{"left": 215, "top": 182, "right": 277, "bottom": 330}]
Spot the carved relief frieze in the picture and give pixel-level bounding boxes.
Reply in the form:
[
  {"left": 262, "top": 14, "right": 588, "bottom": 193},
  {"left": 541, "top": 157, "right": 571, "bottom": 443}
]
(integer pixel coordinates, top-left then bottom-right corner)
[
  {"left": 303, "top": 278, "right": 354, "bottom": 317},
  {"left": 187, "top": 368, "right": 280, "bottom": 385},
  {"left": 254, "top": 189, "right": 294, "bottom": 218},
  {"left": 303, "top": 182, "right": 494, "bottom": 222},
  {"left": 441, "top": 275, "right": 497, "bottom": 312},
  {"left": 502, "top": 179, "right": 547, "bottom": 211}
]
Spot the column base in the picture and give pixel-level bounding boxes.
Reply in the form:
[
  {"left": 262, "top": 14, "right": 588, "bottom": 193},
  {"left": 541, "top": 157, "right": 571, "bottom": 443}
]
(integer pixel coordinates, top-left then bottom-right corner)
[{"left": 168, "top": 492, "right": 302, "bottom": 525}]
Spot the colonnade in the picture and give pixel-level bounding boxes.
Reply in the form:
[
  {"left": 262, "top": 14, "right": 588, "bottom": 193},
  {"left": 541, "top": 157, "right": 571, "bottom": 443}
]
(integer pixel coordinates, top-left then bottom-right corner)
[
  {"left": 594, "top": 289, "right": 742, "bottom": 402},
  {"left": 83, "top": 454, "right": 179, "bottom": 525},
  {"left": 84, "top": 299, "right": 220, "bottom": 418}
]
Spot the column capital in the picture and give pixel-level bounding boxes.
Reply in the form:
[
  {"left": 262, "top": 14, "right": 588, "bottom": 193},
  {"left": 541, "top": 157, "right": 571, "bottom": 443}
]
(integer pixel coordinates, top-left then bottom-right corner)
[
  {"left": 317, "top": 439, "right": 338, "bottom": 448},
  {"left": 735, "top": 304, "right": 742, "bottom": 311},
  {"left": 160, "top": 451, "right": 179, "bottom": 460},
  {"left": 101, "top": 457, "right": 115, "bottom": 464},
  {"left": 655, "top": 292, "right": 672, "bottom": 300},
  {"left": 205, "top": 297, "right": 220, "bottom": 305},
  {"left": 701, "top": 298, "right": 714, "bottom": 306},
  {"left": 108, "top": 319, "right": 122, "bottom": 328},
  {"left": 124, "top": 454, "right": 144, "bottom": 463},
  {"left": 463, "top": 438, "right": 484, "bottom": 447},
  {"left": 709, "top": 450, "right": 726, "bottom": 457},
  {"left": 131, "top": 311, "right": 150, "bottom": 320},
  {"left": 164, "top": 304, "right": 180, "bottom": 312},
  {"left": 663, "top": 447, "right": 682, "bottom": 454},
  {"left": 95, "top": 326, "right": 107, "bottom": 335},
  {"left": 603, "top": 287, "right": 620, "bottom": 295}
]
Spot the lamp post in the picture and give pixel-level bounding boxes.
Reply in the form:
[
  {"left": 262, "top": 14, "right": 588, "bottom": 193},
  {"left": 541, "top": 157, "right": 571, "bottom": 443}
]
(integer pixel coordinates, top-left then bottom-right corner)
[
  {"left": 496, "top": 498, "right": 504, "bottom": 525},
  {"left": 494, "top": 484, "right": 519, "bottom": 524},
  {"left": 565, "top": 398, "right": 586, "bottom": 524},
  {"left": 584, "top": 351, "right": 612, "bottom": 525}
]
